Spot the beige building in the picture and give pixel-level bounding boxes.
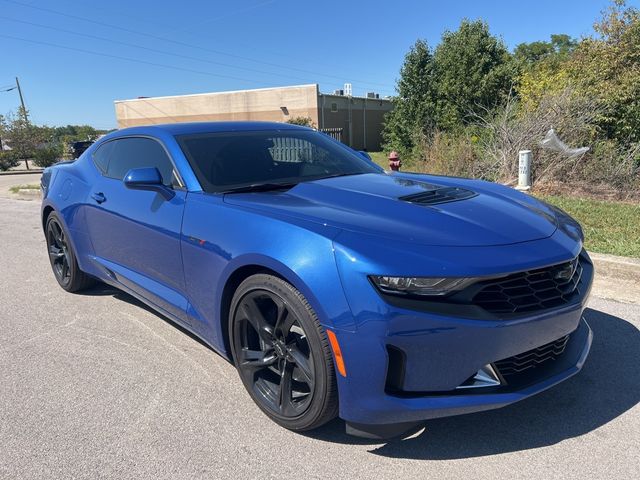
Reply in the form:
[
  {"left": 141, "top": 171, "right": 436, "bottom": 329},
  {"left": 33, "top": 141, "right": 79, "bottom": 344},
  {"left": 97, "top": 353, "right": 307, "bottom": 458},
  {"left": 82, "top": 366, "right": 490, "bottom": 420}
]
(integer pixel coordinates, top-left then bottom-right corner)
[{"left": 114, "top": 84, "right": 393, "bottom": 151}]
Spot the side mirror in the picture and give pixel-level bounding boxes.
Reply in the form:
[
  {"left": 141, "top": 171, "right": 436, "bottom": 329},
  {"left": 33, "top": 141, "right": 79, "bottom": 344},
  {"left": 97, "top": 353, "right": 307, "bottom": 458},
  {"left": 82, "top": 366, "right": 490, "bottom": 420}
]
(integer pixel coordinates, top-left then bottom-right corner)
[
  {"left": 358, "top": 151, "right": 372, "bottom": 161},
  {"left": 123, "top": 167, "right": 175, "bottom": 200},
  {"left": 355, "top": 150, "right": 384, "bottom": 172}
]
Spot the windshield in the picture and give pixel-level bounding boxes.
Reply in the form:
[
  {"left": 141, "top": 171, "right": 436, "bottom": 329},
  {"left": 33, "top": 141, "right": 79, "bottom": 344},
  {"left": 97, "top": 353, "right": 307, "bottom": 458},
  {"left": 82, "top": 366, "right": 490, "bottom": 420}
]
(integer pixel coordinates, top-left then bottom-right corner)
[{"left": 175, "top": 129, "right": 381, "bottom": 193}]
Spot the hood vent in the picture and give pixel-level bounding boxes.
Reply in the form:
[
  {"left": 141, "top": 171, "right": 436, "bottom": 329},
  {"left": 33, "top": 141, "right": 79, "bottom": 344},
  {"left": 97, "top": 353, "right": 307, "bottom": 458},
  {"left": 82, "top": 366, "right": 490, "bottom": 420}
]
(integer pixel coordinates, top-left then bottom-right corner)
[{"left": 400, "top": 186, "right": 477, "bottom": 206}]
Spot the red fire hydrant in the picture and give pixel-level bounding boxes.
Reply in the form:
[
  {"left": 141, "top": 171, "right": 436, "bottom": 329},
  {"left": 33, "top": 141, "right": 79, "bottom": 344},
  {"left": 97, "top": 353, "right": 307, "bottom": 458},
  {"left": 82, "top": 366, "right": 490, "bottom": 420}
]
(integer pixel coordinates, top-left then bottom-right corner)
[{"left": 388, "top": 151, "right": 401, "bottom": 171}]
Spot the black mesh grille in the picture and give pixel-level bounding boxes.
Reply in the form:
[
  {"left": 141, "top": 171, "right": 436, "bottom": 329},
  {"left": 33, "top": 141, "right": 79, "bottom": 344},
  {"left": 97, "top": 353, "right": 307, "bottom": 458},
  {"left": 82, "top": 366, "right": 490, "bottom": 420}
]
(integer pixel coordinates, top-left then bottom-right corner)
[
  {"left": 472, "top": 256, "right": 584, "bottom": 314},
  {"left": 494, "top": 335, "right": 570, "bottom": 378},
  {"left": 400, "top": 187, "right": 477, "bottom": 206}
]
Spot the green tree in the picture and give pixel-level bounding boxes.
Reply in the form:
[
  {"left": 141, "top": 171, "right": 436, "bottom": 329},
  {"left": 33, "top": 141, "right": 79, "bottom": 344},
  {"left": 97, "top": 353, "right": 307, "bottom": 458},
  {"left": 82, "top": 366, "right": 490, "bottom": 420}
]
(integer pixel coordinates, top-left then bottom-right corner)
[
  {"left": 513, "top": 35, "right": 577, "bottom": 66},
  {"left": 50, "top": 124, "right": 102, "bottom": 144},
  {"left": 382, "top": 39, "right": 437, "bottom": 154},
  {"left": 3, "top": 107, "right": 43, "bottom": 166},
  {"left": 514, "top": 40, "right": 556, "bottom": 65},
  {"left": 0, "top": 114, "right": 19, "bottom": 171},
  {"left": 567, "top": 0, "right": 640, "bottom": 142},
  {"left": 550, "top": 34, "right": 578, "bottom": 57},
  {"left": 432, "top": 19, "right": 514, "bottom": 130}
]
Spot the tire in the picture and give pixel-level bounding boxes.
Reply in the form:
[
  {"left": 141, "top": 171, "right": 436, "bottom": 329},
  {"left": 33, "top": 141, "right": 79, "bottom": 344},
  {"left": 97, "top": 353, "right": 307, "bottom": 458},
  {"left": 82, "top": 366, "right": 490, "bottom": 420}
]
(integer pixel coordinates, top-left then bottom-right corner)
[
  {"left": 229, "top": 273, "right": 338, "bottom": 431},
  {"left": 45, "top": 212, "right": 95, "bottom": 293}
]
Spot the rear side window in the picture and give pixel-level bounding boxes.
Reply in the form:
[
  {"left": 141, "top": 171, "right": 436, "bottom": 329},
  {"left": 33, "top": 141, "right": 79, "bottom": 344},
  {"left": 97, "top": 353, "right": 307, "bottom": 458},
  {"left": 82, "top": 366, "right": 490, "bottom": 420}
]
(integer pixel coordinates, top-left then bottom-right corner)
[
  {"left": 92, "top": 141, "right": 115, "bottom": 174},
  {"left": 105, "top": 137, "right": 177, "bottom": 186}
]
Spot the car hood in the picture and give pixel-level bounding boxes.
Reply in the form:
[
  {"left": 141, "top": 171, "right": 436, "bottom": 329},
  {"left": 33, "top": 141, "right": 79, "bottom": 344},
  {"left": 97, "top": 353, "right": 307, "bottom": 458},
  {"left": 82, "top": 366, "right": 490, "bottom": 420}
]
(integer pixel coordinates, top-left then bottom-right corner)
[{"left": 223, "top": 173, "right": 558, "bottom": 247}]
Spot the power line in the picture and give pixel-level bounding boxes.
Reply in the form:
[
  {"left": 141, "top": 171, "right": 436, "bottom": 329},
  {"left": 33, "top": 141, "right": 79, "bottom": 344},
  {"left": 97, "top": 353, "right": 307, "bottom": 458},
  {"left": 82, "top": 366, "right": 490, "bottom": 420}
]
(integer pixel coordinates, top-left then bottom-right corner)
[
  {"left": 0, "top": 0, "right": 394, "bottom": 90},
  {"left": 68, "top": 0, "right": 386, "bottom": 84},
  {"left": 0, "top": 15, "right": 325, "bottom": 85},
  {"left": 159, "top": 0, "right": 277, "bottom": 36},
  {"left": 0, "top": 33, "right": 275, "bottom": 85},
  {"left": 0, "top": 34, "right": 392, "bottom": 101}
]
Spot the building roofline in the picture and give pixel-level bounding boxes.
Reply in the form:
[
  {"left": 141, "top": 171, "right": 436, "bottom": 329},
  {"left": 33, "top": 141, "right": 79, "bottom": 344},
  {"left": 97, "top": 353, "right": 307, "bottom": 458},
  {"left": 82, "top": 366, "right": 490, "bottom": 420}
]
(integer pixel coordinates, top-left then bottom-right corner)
[
  {"left": 318, "top": 92, "right": 393, "bottom": 101},
  {"left": 114, "top": 84, "right": 319, "bottom": 104}
]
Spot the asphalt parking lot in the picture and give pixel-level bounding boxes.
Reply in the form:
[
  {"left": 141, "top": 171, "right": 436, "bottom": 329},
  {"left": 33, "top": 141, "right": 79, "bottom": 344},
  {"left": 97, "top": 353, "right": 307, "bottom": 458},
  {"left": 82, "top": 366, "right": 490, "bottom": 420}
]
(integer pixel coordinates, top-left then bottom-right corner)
[{"left": 1, "top": 177, "right": 639, "bottom": 479}]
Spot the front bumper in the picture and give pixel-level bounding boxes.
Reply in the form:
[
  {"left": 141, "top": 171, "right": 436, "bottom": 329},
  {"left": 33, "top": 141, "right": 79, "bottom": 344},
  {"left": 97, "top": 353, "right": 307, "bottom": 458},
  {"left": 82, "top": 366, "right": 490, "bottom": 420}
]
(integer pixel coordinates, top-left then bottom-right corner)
[
  {"left": 336, "top": 308, "right": 592, "bottom": 421},
  {"left": 345, "top": 317, "right": 592, "bottom": 439},
  {"left": 331, "top": 250, "right": 593, "bottom": 437},
  {"left": 334, "top": 231, "right": 594, "bottom": 436}
]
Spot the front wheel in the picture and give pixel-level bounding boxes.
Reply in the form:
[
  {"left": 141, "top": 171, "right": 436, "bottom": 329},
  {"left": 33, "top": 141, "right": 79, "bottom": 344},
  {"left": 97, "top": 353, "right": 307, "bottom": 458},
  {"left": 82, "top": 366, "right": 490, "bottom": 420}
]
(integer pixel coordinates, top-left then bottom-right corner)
[{"left": 229, "top": 274, "right": 338, "bottom": 431}]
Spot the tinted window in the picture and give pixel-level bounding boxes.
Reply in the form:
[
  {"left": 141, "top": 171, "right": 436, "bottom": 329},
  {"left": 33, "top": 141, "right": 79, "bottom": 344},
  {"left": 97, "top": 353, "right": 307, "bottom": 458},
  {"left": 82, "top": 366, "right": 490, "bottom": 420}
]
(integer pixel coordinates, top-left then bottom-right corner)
[
  {"left": 176, "top": 130, "right": 380, "bottom": 193},
  {"left": 92, "top": 141, "right": 115, "bottom": 174},
  {"left": 106, "top": 137, "right": 177, "bottom": 186}
]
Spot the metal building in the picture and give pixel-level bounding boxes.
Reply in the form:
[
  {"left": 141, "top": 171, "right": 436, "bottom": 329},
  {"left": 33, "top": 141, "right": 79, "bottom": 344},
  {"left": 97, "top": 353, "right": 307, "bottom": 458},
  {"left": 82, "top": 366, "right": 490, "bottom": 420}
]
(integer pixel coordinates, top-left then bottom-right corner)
[{"left": 114, "top": 84, "right": 393, "bottom": 151}]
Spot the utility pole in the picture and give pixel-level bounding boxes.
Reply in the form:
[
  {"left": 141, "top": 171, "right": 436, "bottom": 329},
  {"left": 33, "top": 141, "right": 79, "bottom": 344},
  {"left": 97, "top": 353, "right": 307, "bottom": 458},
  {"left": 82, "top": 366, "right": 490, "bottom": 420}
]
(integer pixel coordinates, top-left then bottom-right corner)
[
  {"left": 15, "top": 77, "right": 28, "bottom": 119},
  {"left": 15, "top": 77, "right": 29, "bottom": 170}
]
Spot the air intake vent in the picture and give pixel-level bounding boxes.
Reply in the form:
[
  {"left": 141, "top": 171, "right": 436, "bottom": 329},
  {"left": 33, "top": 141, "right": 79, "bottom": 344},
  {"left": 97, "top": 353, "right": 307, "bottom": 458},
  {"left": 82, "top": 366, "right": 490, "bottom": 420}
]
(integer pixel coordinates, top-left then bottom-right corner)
[
  {"left": 400, "top": 187, "right": 477, "bottom": 206},
  {"left": 494, "top": 335, "right": 570, "bottom": 379}
]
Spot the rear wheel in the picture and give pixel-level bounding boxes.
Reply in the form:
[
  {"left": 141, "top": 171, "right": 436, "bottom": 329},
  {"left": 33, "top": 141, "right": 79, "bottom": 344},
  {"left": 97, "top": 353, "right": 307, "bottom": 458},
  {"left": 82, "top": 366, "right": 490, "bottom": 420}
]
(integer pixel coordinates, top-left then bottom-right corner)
[
  {"left": 229, "top": 274, "right": 338, "bottom": 431},
  {"left": 45, "top": 213, "right": 94, "bottom": 292}
]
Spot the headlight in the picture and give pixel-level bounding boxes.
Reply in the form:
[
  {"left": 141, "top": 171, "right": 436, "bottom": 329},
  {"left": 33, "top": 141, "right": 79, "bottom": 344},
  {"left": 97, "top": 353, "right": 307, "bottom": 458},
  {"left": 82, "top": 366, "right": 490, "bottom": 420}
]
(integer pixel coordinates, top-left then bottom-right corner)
[{"left": 369, "top": 276, "right": 478, "bottom": 297}]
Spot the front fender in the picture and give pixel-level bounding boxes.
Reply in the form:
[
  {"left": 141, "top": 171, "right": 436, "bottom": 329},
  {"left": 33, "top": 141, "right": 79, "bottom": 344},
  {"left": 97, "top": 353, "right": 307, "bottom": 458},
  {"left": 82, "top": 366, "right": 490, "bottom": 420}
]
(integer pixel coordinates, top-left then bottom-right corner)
[{"left": 180, "top": 192, "right": 356, "bottom": 355}]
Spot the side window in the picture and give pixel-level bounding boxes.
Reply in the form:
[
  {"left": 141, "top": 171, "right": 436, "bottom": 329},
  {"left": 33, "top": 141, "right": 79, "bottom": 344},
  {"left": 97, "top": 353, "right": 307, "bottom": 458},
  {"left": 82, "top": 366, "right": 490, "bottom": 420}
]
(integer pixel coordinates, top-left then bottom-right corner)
[
  {"left": 106, "top": 137, "right": 178, "bottom": 187},
  {"left": 92, "top": 141, "right": 115, "bottom": 174}
]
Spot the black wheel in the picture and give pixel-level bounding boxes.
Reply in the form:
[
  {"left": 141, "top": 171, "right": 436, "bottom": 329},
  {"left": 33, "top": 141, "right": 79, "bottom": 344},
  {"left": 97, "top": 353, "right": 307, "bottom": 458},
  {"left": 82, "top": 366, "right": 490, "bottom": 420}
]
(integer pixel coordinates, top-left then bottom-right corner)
[
  {"left": 230, "top": 274, "right": 338, "bottom": 431},
  {"left": 45, "top": 213, "right": 94, "bottom": 292}
]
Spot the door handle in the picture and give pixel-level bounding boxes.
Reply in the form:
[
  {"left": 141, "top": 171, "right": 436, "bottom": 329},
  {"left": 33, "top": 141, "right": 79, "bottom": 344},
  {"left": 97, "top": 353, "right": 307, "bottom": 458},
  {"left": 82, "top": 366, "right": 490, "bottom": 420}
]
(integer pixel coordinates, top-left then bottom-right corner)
[{"left": 91, "top": 192, "right": 106, "bottom": 204}]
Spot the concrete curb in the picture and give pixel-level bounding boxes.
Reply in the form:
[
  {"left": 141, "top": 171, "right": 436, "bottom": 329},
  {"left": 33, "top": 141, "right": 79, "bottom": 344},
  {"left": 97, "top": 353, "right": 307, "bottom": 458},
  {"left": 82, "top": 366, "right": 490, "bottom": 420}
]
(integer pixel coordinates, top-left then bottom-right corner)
[
  {"left": 589, "top": 251, "right": 640, "bottom": 304},
  {"left": 0, "top": 170, "right": 44, "bottom": 176}
]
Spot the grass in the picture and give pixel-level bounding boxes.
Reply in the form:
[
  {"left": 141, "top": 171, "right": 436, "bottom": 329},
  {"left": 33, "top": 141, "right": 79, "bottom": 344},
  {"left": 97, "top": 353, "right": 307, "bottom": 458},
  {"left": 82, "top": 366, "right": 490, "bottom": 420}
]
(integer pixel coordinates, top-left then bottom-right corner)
[
  {"left": 536, "top": 195, "right": 640, "bottom": 258},
  {"left": 368, "top": 151, "right": 388, "bottom": 169},
  {"left": 9, "top": 184, "right": 40, "bottom": 193}
]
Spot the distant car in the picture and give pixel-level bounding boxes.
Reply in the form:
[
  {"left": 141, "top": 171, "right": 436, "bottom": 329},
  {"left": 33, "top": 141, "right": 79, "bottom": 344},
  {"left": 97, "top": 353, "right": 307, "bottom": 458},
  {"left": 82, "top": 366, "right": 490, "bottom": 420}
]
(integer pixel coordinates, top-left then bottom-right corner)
[
  {"left": 70, "top": 141, "right": 94, "bottom": 159},
  {"left": 41, "top": 122, "right": 593, "bottom": 439}
]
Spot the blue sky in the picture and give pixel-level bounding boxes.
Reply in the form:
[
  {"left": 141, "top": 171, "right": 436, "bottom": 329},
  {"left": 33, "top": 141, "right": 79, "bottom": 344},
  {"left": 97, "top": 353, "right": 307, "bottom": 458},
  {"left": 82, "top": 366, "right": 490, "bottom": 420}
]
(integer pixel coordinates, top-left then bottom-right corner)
[{"left": 0, "top": 0, "right": 636, "bottom": 129}]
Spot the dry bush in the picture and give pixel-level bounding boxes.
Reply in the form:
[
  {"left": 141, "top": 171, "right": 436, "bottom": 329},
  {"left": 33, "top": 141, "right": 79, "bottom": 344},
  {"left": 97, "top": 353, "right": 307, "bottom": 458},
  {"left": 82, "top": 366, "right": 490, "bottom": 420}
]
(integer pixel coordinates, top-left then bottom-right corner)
[
  {"left": 471, "top": 88, "right": 600, "bottom": 183},
  {"left": 579, "top": 140, "right": 640, "bottom": 189},
  {"left": 401, "top": 87, "right": 639, "bottom": 192},
  {"left": 407, "top": 131, "right": 484, "bottom": 178}
]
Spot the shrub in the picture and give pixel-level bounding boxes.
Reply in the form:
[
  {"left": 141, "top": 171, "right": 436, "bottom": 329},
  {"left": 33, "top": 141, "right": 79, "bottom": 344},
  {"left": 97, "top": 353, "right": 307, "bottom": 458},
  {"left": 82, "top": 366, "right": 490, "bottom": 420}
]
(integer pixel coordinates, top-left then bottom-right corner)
[
  {"left": 286, "top": 117, "right": 316, "bottom": 128},
  {"left": 33, "top": 145, "right": 62, "bottom": 168},
  {"left": 0, "top": 150, "right": 20, "bottom": 171},
  {"left": 408, "top": 130, "right": 485, "bottom": 179}
]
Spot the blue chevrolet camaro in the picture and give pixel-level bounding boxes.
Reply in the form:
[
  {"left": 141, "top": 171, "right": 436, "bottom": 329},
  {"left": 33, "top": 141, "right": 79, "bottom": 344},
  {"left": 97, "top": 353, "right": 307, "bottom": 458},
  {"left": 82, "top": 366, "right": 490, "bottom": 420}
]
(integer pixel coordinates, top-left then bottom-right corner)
[{"left": 41, "top": 122, "right": 593, "bottom": 439}]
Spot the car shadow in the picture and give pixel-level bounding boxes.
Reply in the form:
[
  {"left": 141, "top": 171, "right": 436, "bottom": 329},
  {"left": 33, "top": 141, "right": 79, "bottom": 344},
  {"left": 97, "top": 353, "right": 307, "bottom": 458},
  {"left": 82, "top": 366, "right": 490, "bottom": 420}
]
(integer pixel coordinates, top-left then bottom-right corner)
[
  {"left": 79, "top": 283, "right": 216, "bottom": 353},
  {"left": 306, "top": 307, "right": 640, "bottom": 459}
]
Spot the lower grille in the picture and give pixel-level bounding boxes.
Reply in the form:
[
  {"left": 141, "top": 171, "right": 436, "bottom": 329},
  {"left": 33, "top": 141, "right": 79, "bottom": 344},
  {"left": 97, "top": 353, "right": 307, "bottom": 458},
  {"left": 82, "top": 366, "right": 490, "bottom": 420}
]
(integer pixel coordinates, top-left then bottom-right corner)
[{"left": 494, "top": 335, "right": 570, "bottom": 379}]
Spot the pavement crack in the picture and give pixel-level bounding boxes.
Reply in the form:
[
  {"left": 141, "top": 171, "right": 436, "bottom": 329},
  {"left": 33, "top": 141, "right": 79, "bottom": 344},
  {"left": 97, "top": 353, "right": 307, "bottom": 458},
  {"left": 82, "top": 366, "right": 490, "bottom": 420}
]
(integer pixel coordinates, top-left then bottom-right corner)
[
  {"left": 0, "top": 318, "right": 78, "bottom": 355},
  {"left": 122, "top": 311, "right": 229, "bottom": 381}
]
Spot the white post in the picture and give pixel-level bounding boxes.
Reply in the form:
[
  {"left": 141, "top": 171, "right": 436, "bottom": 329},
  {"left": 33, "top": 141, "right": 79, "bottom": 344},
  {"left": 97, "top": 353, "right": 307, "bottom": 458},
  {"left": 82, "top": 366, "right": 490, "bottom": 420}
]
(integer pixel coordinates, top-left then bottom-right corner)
[{"left": 516, "top": 150, "right": 532, "bottom": 190}]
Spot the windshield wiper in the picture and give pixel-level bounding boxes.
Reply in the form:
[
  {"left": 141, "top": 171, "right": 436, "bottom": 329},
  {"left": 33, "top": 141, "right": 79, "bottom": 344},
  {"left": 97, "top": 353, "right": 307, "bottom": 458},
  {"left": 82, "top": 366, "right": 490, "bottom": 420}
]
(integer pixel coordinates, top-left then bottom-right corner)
[
  {"left": 220, "top": 182, "right": 299, "bottom": 194},
  {"left": 313, "top": 172, "right": 363, "bottom": 180}
]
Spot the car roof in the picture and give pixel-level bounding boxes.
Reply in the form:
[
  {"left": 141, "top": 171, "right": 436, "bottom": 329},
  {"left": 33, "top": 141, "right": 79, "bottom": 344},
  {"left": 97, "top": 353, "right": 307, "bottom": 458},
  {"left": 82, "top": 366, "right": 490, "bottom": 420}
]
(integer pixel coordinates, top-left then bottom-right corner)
[{"left": 110, "top": 121, "right": 312, "bottom": 137}]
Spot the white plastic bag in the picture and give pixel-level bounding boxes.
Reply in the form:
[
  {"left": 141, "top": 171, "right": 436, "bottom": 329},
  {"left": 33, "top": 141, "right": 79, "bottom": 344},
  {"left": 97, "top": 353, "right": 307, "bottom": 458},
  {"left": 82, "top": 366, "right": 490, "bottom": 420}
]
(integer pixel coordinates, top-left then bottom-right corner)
[{"left": 540, "top": 128, "right": 590, "bottom": 158}]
